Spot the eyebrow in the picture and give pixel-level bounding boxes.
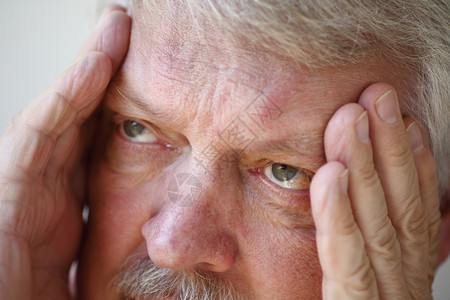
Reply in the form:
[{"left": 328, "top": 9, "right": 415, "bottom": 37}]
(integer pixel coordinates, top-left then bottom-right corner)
[
  {"left": 246, "top": 133, "right": 326, "bottom": 167},
  {"left": 108, "top": 80, "right": 170, "bottom": 124},
  {"left": 109, "top": 79, "right": 326, "bottom": 167},
  {"left": 252, "top": 135, "right": 324, "bottom": 156}
]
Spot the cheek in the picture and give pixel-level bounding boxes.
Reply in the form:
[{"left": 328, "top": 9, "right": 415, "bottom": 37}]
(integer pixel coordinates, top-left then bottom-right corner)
[
  {"left": 80, "top": 164, "right": 174, "bottom": 291},
  {"left": 101, "top": 129, "right": 179, "bottom": 188},
  {"left": 240, "top": 221, "right": 322, "bottom": 298}
]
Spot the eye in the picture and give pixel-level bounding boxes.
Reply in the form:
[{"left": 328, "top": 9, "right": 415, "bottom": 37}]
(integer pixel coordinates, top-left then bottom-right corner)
[
  {"left": 263, "top": 163, "right": 312, "bottom": 190},
  {"left": 120, "top": 120, "right": 158, "bottom": 143}
]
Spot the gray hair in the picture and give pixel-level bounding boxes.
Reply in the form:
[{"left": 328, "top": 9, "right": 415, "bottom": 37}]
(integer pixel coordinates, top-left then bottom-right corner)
[
  {"left": 111, "top": 257, "right": 242, "bottom": 299},
  {"left": 105, "top": 0, "right": 450, "bottom": 204}
]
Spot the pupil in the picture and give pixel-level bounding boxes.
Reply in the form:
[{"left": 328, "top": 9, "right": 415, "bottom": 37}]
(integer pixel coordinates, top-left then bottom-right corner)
[
  {"left": 123, "top": 120, "right": 145, "bottom": 138},
  {"left": 272, "top": 163, "right": 298, "bottom": 182}
]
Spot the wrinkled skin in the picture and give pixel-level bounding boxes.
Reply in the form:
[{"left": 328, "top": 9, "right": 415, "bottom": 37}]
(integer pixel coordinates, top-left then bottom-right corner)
[{"left": 0, "top": 4, "right": 446, "bottom": 300}]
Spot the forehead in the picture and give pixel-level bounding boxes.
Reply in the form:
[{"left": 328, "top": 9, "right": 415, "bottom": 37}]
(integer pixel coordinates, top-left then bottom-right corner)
[{"left": 110, "top": 2, "right": 399, "bottom": 167}]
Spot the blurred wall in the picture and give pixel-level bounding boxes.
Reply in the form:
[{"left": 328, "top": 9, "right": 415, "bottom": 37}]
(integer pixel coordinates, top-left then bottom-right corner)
[{"left": 0, "top": 0, "right": 449, "bottom": 298}]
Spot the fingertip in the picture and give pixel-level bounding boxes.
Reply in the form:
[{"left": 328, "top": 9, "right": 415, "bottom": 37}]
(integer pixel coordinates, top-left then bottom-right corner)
[
  {"left": 99, "top": 10, "right": 131, "bottom": 73},
  {"left": 325, "top": 103, "right": 365, "bottom": 137},
  {"left": 358, "top": 82, "right": 397, "bottom": 111},
  {"left": 103, "top": 3, "right": 127, "bottom": 14},
  {"left": 65, "top": 52, "right": 112, "bottom": 107},
  {"left": 97, "top": 3, "right": 128, "bottom": 25},
  {"left": 324, "top": 102, "right": 366, "bottom": 160},
  {"left": 403, "top": 118, "right": 438, "bottom": 182},
  {"left": 79, "top": 7, "right": 131, "bottom": 74},
  {"left": 404, "top": 117, "right": 430, "bottom": 155},
  {"left": 311, "top": 161, "right": 348, "bottom": 217}
]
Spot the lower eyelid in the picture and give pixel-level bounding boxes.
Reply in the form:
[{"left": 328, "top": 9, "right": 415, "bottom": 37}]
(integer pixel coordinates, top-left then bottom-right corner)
[
  {"left": 105, "top": 130, "right": 181, "bottom": 177},
  {"left": 260, "top": 165, "right": 312, "bottom": 191},
  {"left": 249, "top": 168, "right": 311, "bottom": 193},
  {"left": 246, "top": 170, "right": 312, "bottom": 215}
]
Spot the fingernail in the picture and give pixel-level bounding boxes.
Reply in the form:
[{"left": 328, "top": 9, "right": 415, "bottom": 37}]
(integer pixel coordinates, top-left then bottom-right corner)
[
  {"left": 340, "top": 169, "right": 349, "bottom": 194},
  {"left": 375, "top": 90, "right": 398, "bottom": 124},
  {"left": 356, "top": 111, "right": 369, "bottom": 143},
  {"left": 407, "top": 122, "right": 424, "bottom": 153}
]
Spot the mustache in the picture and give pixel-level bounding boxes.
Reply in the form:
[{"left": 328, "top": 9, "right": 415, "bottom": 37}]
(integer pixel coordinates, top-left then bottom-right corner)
[{"left": 111, "top": 257, "right": 243, "bottom": 300}]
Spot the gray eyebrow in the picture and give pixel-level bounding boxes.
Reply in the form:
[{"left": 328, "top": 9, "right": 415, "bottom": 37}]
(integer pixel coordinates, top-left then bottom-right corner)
[
  {"left": 246, "top": 133, "right": 326, "bottom": 168},
  {"left": 109, "top": 81, "right": 169, "bottom": 123},
  {"left": 109, "top": 78, "right": 326, "bottom": 167}
]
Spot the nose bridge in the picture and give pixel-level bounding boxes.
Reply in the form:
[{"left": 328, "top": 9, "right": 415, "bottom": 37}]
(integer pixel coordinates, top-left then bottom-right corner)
[
  {"left": 166, "top": 171, "right": 204, "bottom": 208},
  {"left": 170, "top": 140, "right": 241, "bottom": 206}
]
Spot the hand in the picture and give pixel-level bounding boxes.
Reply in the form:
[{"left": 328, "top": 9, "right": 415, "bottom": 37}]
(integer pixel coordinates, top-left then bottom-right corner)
[
  {"left": 310, "top": 83, "right": 441, "bottom": 299},
  {"left": 0, "top": 5, "right": 130, "bottom": 299}
]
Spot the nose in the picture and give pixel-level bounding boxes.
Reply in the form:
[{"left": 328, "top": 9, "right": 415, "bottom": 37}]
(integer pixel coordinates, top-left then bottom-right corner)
[{"left": 142, "top": 172, "right": 238, "bottom": 273}]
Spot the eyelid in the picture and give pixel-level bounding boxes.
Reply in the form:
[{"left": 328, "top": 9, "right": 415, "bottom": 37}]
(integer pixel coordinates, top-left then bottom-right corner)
[
  {"left": 113, "top": 114, "right": 161, "bottom": 135},
  {"left": 248, "top": 165, "right": 312, "bottom": 212},
  {"left": 257, "top": 161, "right": 314, "bottom": 191},
  {"left": 112, "top": 114, "right": 171, "bottom": 146}
]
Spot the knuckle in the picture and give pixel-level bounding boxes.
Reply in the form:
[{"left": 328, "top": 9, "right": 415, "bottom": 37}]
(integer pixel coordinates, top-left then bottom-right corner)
[
  {"left": 427, "top": 214, "right": 441, "bottom": 264},
  {"left": 353, "top": 162, "right": 380, "bottom": 188},
  {"left": 348, "top": 263, "right": 373, "bottom": 289},
  {"left": 368, "top": 220, "right": 399, "bottom": 259},
  {"left": 397, "top": 197, "right": 428, "bottom": 239},
  {"left": 428, "top": 214, "right": 441, "bottom": 239},
  {"left": 35, "top": 90, "right": 77, "bottom": 140},
  {"left": 380, "top": 137, "right": 413, "bottom": 168},
  {"left": 336, "top": 216, "right": 360, "bottom": 237},
  {"left": 327, "top": 261, "right": 377, "bottom": 298}
]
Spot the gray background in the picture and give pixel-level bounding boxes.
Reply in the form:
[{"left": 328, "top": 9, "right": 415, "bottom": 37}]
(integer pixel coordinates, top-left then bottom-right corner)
[{"left": 0, "top": 0, "right": 448, "bottom": 298}]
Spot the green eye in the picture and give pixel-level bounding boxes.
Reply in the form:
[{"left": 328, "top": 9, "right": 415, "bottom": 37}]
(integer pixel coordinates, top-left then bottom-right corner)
[
  {"left": 263, "top": 163, "right": 312, "bottom": 190},
  {"left": 120, "top": 120, "right": 157, "bottom": 143},
  {"left": 271, "top": 163, "right": 298, "bottom": 181},
  {"left": 123, "top": 120, "right": 145, "bottom": 138}
]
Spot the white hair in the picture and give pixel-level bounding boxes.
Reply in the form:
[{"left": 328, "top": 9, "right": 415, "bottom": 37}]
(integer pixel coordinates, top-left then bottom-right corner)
[{"left": 102, "top": 0, "right": 450, "bottom": 205}]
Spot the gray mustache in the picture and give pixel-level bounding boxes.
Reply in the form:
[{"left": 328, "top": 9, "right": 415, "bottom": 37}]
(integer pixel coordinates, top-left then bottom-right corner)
[{"left": 111, "top": 257, "right": 243, "bottom": 300}]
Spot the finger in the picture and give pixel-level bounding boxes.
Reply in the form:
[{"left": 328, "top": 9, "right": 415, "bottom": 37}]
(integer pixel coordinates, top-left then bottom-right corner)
[
  {"left": 324, "top": 103, "right": 407, "bottom": 298},
  {"left": 0, "top": 52, "right": 112, "bottom": 180},
  {"left": 77, "top": 4, "right": 131, "bottom": 73},
  {"left": 98, "top": 3, "right": 127, "bottom": 21},
  {"left": 358, "top": 83, "right": 430, "bottom": 294},
  {"left": 404, "top": 119, "right": 441, "bottom": 283},
  {"left": 0, "top": 6, "right": 131, "bottom": 181},
  {"left": 311, "top": 161, "right": 379, "bottom": 299}
]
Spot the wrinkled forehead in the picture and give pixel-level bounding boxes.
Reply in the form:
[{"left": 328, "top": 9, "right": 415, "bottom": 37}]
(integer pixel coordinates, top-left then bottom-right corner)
[
  {"left": 125, "top": 0, "right": 329, "bottom": 112},
  {"left": 130, "top": 0, "right": 307, "bottom": 81},
  {"left": 126, "top": 0, "right": 411, "bottom": 105},
  {"left": 117, "top": 0, "right": 403, "bottom": 111},
  {"left": 129, "top": 0, "right": 384, "bottom": 71}
]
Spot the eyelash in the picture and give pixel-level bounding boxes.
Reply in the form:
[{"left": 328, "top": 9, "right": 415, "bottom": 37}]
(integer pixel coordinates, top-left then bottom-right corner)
[
  {"left": 250, "top": 161, "right": 313, "bottom": 192},
  {"left": 247, "top": 165, "right": 312, "bottom": 211},
  {"left": 112, "top": 115, "right": 174, "bottom": 149},
  {"left": 111, "top": 115, "right": 313, "bottom": 198}
]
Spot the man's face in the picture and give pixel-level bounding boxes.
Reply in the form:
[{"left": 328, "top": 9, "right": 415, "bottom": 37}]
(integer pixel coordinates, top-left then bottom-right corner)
[{"left": 78, "top": 3, "right": 405, "bottom": 299}]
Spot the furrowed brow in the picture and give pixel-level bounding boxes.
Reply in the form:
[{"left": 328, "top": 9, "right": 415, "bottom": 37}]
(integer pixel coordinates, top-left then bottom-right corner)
[
  {"left": 249, "top": 134, "right": 326, "bottom": 167},
  {"left": 107, "top": 80, "right": 168, "bottom": 123}
]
